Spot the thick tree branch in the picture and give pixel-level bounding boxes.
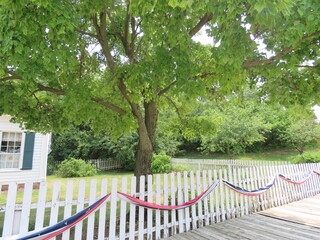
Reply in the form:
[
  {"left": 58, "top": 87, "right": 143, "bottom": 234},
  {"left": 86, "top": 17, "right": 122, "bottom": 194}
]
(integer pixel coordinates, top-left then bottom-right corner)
[
  {"left": 0, "top": 71, "right": 23, "bottom": 82},
  {"left": 37, "top": 84, "right": 127, "bottom": 115},
  {"left": 37, "top": 84, "right": 65, "bottom": 95},
  {"left": 189, "top": 13, "right": 213, "bottom": 37},
  {"left": 117, "top": 78, "right": 145, "bottom": 123},
  {"left": 158, "top": 80, "right": 177, "bottom": 96},
  {"left": 242, "top": 32, "right": 319, "bottom": 68},
  {"left": 163, "top": 95, "right": 183, "bottom": 121},
  {"left": 91, "top": 97, "right": 126, "bottom": 115},
  {"left": 0, "top": 75, "right": 22, "bottom": 82},
  {"left": 92, "top": 12, "right": 116, "bottom": 73}
]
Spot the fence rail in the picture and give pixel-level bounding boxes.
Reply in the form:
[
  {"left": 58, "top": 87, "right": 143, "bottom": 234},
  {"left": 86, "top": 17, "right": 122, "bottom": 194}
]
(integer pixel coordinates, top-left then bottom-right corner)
[
  {"left": 172, "top": 158, "right": 290, "bottom": 171},
  {"left": 89, "top": 158, "right": 123, "bottom": 170},
  {"left": 53, "top": 158, "right": 123, "bottom": 171},
  {"left": 1, "top": 163, "right": 319, "bottom": 240}
]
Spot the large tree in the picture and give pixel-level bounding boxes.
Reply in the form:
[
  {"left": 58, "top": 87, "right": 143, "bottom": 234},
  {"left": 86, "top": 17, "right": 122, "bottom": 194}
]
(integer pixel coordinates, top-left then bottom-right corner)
[{"left": 0, "top": 0, "right": 319, "bottom": 179}]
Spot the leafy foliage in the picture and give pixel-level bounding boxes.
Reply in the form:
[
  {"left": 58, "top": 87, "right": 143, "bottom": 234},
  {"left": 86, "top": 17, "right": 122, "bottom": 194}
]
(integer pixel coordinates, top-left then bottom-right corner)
[
  {"left": 151, "top": 153, "right": 172, "bottom": 173},
  {"left": 200, "top": 90, "right": 272, "bottom": 159},
  {"left": 293, "top": 152, "right": 320, "bottom": 163},
  {"left": 172, "top": 164, "right": 191, "bottom": 173},
  {"left": 1, "top": 1, "right": 319, "bottom": 175},
  {"left": 56, "top": 158, "right": 98, "bottom": 178},
  {"left": 278, "top": 112, "right": 320, "bottom": 154}
]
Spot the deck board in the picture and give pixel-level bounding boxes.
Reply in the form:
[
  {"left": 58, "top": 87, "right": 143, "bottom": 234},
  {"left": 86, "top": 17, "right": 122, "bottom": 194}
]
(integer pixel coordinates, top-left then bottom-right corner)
[{"left": 163, "top": 194, "right": 320, "bottom": 240}]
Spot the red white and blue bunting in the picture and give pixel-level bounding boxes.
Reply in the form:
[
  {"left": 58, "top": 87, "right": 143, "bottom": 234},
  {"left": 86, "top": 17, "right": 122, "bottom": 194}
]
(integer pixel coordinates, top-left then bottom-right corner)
[{"left": 16, "top": 170, "right": 320, "bottom": 240}]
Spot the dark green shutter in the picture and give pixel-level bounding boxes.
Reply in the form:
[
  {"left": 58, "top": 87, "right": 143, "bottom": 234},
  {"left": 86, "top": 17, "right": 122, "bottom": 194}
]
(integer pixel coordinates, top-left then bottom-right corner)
[{"left": 21, "top": 133, "right": 35, "bottom": 170}]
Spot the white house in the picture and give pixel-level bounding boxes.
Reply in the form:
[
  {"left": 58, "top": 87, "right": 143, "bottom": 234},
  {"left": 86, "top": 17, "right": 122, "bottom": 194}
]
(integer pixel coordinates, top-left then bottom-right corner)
[{"left": 0, "top": 115, "right": 50, "bottom": 184}]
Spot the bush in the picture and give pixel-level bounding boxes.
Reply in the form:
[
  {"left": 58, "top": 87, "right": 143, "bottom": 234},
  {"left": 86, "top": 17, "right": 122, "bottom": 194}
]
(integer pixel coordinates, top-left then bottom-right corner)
[
  {"left": 293, "top": 152, "right": 320, "bottom": 164},
  {"left": 151, "top": 153, "right": 172, "bottom": 173},
  {"left": 56, "top": 158, "right": 99, "bottom": 177},
  {"left": 173, "top": 164, "right": 191, "bottom": 173}
]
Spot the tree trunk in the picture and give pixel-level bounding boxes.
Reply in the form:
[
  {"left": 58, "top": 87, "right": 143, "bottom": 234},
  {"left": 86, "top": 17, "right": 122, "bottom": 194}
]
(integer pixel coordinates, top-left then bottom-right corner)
[{"left": 134, "top": 101, "right": 159, "bottom": 189}]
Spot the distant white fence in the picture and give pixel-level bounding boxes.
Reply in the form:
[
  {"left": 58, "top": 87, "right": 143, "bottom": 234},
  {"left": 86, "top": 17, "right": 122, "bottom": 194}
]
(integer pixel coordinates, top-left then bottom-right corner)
[
  {"left": 1, "top": 163, "right": 319, "bottom": 240},
  {"left": 53, "top": 158, "right": 123, "bottom": 170},
  {"left": 89, "top": 158, "right": 123, "bottom": 170},
  {"left": 172, "top": 158, "right": 290, "bottom": 171}
]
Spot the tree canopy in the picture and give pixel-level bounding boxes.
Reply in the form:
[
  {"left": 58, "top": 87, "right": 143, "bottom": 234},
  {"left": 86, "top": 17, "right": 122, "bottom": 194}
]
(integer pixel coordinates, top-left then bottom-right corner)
[{"left": 0, "top": 0, "right": 319, "bottom": 177}]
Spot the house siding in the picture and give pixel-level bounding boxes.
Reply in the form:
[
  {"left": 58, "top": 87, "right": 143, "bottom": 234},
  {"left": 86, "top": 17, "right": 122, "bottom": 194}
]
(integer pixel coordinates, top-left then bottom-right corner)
[{"left": 0, "top": 115, "right": 49, "bottom": 184}]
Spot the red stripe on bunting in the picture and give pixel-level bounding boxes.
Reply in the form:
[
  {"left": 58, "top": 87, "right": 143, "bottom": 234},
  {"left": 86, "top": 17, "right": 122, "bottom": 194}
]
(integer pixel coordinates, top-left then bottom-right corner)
[{"left": 118, "top": 188, "right": 210, "bottom": 210}]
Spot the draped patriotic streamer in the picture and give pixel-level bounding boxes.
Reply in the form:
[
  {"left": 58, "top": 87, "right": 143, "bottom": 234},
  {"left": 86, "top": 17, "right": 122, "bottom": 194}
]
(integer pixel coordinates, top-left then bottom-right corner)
[
  {"left": 222, "top": 175, "right": 277, "bottom": 196},
  {"left": 18, "top": 170, "right": 320, "bottom": 240},
  {"left": 279, "top": 170, "right": 313, "bottom": 184},
  {"left": 118, "top": 180, "right": 220, "bottom": 210},
  {"left": 17, "top": 194, "right": 111, "bottom": 240}
]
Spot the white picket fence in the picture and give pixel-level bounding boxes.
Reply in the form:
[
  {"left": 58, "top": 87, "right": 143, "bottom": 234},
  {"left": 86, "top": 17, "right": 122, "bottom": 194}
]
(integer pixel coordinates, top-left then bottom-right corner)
[
  {"left": 172, "top": 158, "right": 290, "bottom": 171},
  {"left": 1, "top": 163, "right": 320, "bottom": 240},
  {"left": 53, "top": 158, "right": 123, "bottom": 170},
  {"left": 90, "top": 159, "right": 123, "bottom": 170}
]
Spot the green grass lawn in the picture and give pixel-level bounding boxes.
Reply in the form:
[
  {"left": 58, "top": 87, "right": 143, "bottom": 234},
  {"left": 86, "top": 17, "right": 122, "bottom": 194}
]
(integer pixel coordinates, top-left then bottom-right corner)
[{"left": 177, "top": 147, "right": 320, "bottom": 162}]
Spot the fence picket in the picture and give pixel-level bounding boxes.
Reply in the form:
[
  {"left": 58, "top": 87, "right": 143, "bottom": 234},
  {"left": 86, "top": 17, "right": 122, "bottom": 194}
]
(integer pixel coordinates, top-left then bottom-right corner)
[
  {"left": 2, "top": 182, "right": 18, "bottom": 237},
  {"left": 228, "top": 168, "right": 235, "bottom": 219},
  {"left": 202, "top": 171, "right": 209, "bottom": 225},
  {"left": 109, "top": 178, "right": 118, "bottom": 240},
  {"left": 138, "top": 176, "right": 145, "bottom": 240},
  {"left": 196, "top": 171, "right": 204, "bottom": 227},
  {"left": 49, "top": 181, "right": 61, "bottom": 240},
  {"left": 189, "top": 171, "right": 197, "bottom": 229},
  {"left": 129, "top": 176, "right": 136, "bottom": 240},
  {"left": 155, "top": 174, "right": 161, "bottom": 239},
  {"left": 177, "top": 172, "right": 184, "bottom": 233},
  {"left": 183, "top": 171, "right": 191, "bottom": 232},
  {"left": 214, "top": 170, "right": 220, "bottom": 223},
  {"left": 98, "top": 178, "right": 108, "bottom": 240},
  {"left": 208, "top": 170, "right": 215, "bottom": 224},
  {"left": 163, "top": 173, "right": 169, "bottom": 238},
  {"left": 19, "top": 182, "right": 33, "bottom": 234},
  {"left": 74, "top": 179, "right": 85, "bottom": 239},
  {"left": 218, "top": 169, "right": 225, "bottom": 221},
  {"left": 62, "top": 181, "right": 73, "bottom": 240},
  {"left": 243, "top": 168, "right": 249, "bottom": 215},
  {"left": 170, "top": 173, "right": 177, "bottom": 235},
  {"left": 87, "top": 179, "right": 97, "bottom": 240},
  {"left": 119, "top": 177, "right": 128, "bottom": 240},
  {"left": 35, "top": 181, "right": 47, "bottom": 230},
  {"left": 237, "top": 168, "right": 244, "bottom": 217},
  {"left": 223, "top": 169, "right": 230, "bottom": 220},
  {"left": 147, "top": 175, "right": 153, "bottom": 239}
]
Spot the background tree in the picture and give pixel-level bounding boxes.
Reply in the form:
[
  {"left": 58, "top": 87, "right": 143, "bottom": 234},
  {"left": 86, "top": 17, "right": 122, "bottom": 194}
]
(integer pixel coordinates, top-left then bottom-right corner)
[
  {"left": 200, "top": 90, "right": 272, "bottom": 159},
  {"left": 278, "top": 107, "right": 320, "bottom": 154},
  {"left": 0, "top": 1, "right": 319, "bottom": 180}
]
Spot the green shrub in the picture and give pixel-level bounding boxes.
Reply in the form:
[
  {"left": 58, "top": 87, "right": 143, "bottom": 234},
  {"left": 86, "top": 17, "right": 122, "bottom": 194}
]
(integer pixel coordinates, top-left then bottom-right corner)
[
  {"left": 151, "top": 153, "right": 172, "bottom": 173},
  {"left": 56, "top": 158, "right": 99, "bottom": 177},
  {"left": 173, "top": 164, "right": 191, "bottom": 173},
  {"left": 293, "top": 152, "right": 320, "bottom": 164}
]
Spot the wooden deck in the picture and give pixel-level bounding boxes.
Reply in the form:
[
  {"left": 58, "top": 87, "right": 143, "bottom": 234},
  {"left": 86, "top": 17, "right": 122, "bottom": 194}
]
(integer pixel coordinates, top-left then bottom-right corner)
[{"left": 165, "top": 194, "right": 320, "bottom": 240}]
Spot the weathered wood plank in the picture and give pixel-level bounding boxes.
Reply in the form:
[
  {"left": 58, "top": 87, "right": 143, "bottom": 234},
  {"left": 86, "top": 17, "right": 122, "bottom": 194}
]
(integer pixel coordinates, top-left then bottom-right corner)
[{"left": 163, "top": 195, "right": 320, "bottom": 240}]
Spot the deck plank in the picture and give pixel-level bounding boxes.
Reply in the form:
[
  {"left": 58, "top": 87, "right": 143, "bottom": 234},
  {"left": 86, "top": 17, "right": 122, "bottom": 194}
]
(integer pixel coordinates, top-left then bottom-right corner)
[{"left": 163, "top": 194, "right": 320, "bottom": 240}]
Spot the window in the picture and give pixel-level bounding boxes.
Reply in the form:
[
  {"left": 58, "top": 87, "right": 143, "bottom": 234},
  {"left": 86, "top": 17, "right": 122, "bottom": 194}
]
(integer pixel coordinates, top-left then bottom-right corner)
[{"left": 0, "top": 132, "right": 24, "bottom": 169}]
